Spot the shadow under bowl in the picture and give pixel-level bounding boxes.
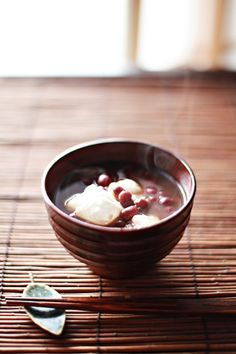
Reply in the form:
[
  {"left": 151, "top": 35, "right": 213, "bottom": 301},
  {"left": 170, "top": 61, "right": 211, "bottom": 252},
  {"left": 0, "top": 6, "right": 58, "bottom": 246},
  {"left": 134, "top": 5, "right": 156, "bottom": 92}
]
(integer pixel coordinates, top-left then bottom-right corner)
[{"left": 41, "top": 139, "right": 196, "bottom": 279}]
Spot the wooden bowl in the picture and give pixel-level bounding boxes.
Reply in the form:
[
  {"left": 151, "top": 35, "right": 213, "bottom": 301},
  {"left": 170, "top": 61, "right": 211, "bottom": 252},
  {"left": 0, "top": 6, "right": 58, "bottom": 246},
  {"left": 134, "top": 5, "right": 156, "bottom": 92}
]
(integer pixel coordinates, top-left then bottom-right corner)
[{"left": 42, "top": 139, "right": 196, "bottom": 279}]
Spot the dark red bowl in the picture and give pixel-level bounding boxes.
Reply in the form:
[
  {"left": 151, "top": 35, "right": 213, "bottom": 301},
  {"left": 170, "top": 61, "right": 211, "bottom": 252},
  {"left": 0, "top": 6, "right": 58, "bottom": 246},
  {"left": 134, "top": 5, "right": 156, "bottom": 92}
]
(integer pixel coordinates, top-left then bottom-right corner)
[{"left": 42, "top": 139, "right": 196, "bottom": 279}]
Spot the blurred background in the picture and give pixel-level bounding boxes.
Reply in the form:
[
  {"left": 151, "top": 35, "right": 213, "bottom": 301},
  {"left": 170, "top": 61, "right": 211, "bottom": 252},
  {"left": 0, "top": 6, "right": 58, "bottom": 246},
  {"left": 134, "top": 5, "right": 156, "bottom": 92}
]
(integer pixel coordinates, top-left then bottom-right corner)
[{"left": 0, "top": 0, "right": 235, "bottom": 77}]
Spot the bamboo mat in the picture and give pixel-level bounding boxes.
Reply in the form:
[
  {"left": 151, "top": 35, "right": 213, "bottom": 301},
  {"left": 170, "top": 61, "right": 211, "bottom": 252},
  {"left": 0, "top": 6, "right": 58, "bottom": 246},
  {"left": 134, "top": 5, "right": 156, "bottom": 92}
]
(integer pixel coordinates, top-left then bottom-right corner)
[{"left": 0, "top": 74, "right": 236, "bottom": 353}]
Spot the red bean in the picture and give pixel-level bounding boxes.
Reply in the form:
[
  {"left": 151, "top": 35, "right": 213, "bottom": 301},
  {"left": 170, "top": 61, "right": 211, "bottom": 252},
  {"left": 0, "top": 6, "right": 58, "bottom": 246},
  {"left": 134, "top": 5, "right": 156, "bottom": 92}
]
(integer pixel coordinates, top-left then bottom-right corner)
[
  {"left": 97, "top": 173, "right": 111, "bottom": 187},
  {"left": 114, "top": 219, "right": 126, "bottom": 228},
  {"left": 120, "top": 205, "right": 138, "bottom": 221},
  {"left": 148, "top": 196, "right": 157, "bottom": 203},
  {"left": 135, "top": 197, "right": 149, "bottom": 209},
  {"left": 146, "top": 186, "right": 157, "bottom": 194},
  {"left": 166, "top": 206, "right": 174, "bottom": 213},
  {"left": 119, "top": 191, "right": 134, "bottom": 207},
  {"left": 159, "top": 196, "right": 174, "bottom": 206},
  {"left": 113, "top": 186, "right": 124, "bottom": 199},
  {"left": 159, "top": 190, "right": 165, "bottom": 195}
]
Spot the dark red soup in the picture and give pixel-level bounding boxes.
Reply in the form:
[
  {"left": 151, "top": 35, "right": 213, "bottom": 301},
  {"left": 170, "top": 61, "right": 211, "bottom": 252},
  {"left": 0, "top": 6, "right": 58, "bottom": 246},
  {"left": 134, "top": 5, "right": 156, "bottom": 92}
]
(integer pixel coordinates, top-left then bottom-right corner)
[{"left": 54, "top": 162, "right": 185, "bottom": 229}]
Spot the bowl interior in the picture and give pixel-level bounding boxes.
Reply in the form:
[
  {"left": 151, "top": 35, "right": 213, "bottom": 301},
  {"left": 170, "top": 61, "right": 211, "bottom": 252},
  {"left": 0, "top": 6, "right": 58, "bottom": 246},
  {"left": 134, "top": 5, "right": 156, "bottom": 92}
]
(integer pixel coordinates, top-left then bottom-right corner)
[{"left": 44, "top": 140, "right": 195, "bottom": 223}]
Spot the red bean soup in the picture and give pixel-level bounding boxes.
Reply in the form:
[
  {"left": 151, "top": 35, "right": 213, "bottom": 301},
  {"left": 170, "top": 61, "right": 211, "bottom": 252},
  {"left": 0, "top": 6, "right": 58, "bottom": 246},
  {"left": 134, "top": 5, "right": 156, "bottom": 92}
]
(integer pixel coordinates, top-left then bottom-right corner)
[{"left": 54, "top": 162, "right": 185, "bottom": 229}]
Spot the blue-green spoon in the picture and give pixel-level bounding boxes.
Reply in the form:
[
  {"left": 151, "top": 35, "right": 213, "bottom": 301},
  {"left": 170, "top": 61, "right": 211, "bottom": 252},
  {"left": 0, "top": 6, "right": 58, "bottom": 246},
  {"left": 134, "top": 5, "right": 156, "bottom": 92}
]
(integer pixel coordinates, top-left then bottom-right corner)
[{"left": 23, "top": 273, "right": 66, "bottom": 335}]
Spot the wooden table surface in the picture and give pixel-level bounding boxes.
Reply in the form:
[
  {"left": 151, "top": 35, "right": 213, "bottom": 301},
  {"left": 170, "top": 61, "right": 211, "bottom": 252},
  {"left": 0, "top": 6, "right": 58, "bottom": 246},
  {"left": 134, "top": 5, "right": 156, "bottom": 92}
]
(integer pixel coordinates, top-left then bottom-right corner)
[{"left": 0, "top": 73, "right": 236, "bottom": 353}]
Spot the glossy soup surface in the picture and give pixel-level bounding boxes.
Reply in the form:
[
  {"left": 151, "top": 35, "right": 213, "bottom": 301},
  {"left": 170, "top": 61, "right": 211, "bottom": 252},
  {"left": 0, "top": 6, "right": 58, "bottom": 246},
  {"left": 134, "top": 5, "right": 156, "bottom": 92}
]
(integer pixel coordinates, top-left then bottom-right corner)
[{"left": 54, "top": 162, "right": 185, "bottom": 228}]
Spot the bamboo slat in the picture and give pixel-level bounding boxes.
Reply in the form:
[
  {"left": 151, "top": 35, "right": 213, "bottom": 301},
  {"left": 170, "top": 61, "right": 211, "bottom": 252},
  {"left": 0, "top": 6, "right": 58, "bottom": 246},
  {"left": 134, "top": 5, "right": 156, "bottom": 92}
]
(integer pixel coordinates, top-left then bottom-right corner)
[{"left": 0, "top": 74, "right": 236, "bottom": 353}]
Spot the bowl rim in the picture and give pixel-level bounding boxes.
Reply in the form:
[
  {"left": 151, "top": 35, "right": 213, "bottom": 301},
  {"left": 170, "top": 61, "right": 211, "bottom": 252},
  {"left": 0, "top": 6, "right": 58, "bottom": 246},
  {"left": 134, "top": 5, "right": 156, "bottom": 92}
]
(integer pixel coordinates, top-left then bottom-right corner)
[{"left": 41, "top": 138, "right": 196, "bottom": 234}]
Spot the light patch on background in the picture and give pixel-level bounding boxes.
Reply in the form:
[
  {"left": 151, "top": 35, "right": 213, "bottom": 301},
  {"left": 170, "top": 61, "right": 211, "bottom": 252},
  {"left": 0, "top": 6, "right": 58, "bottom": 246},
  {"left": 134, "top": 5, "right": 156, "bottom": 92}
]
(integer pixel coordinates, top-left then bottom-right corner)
[
  {"left": 0, "top": 0, "right": 128, "bottom": 76},
  {"left": 137, "top": 0, "right": 198, "bottom": 70},
  {"left": 220, "top": 0, "right": 236, "bottom": 69},
  {"left": 0, "top": 0, "right": 236, "bottom": 75}
]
